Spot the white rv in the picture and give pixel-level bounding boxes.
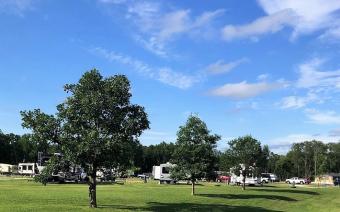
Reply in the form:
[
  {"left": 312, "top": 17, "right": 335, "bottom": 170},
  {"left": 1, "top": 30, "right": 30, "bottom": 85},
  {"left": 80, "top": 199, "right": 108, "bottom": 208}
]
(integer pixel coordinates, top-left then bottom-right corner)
[
  {"left": 152, "top": 162, "right": 176, "bottom": 184},
  {"left": 230, "top": 164, "right": 261, "bottom": 186},
  {"left": 0, "top": 163, "right": 15, "bottom": 174},
  {"left": 18, "top": 163, "right": 37, "bottom": 175}
]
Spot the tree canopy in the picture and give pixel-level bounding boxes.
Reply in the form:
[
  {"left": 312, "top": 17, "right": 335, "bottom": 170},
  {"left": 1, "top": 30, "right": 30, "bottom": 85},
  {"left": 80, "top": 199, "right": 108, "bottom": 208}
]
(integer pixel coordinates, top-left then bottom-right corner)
[
  {"left": 171, "top": 115, "right": 220, "bottom": 195},
  {"left": 21, "top": 70, "right": 149, "bottom": 208},
  {"left": 226, "top": 135, "right": 262, "bottom": 190}
]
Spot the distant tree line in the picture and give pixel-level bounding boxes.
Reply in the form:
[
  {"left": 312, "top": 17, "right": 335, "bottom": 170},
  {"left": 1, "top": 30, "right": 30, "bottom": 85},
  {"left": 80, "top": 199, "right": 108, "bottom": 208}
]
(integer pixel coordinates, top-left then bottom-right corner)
[{"left": 2, "top": 129, "right": 340, "bottom": 181}]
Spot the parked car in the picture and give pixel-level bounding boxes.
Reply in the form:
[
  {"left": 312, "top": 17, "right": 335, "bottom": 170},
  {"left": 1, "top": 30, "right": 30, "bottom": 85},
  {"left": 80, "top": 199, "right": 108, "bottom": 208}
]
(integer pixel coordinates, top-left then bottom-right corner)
[
  {"left": 216, "top": 175, "right": 230, "bottom": 183},
  {"left": 334, "top": 176, "right": 340, "bottom": 186},
  {"left": 286, "top": 177, "right": 306, "bottom": 184},
  {"left": 261, "top": 173, "right": 271, "bottom": 183},
  {"left": 269, "top": 173, "right": 278, "bottom": 182},
  {"left": 137, "top": 174, "right": 150, "bottom": 179},
  {"left": 304, "top": 177, "right": 311, "bottom": 184}
]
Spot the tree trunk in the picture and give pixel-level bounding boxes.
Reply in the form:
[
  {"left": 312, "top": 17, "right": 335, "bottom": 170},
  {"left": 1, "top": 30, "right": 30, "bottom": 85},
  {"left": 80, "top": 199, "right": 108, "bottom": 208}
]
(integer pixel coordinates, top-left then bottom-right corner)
[
  {"left": 191, "top": 180, "right": 195, "bottom": 195},
  {"left": 89, "top": 165, "right": 97, "bottom": 208},
  {"left": 242, "top": 173, "right": 246, "bottom": 190}
]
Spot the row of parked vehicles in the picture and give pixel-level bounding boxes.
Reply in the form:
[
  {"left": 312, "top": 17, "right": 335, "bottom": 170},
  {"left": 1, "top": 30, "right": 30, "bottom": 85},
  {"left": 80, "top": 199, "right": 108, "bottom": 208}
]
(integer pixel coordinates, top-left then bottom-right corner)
[{"left": 151, "top": 163, "right": 280, "bottom": 186}]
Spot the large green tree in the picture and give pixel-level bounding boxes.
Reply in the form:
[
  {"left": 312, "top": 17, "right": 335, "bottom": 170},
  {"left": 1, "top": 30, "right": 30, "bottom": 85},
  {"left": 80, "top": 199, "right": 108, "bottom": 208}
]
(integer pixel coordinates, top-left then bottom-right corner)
[
  {"left": 226, "top": 135, "right": 262, "bottom": 190},
  {"left": 171, "top": 115, "right": 220, "bottom": 195},
  {"left": 22, "top": 70, "right": 149, "bottom": 208}
]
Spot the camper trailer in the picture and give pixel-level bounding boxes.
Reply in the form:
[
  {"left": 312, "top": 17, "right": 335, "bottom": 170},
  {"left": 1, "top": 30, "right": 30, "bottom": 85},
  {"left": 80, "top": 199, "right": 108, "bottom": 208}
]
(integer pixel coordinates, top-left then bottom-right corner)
[
  {"left": 152, "top": 162, "right": 176, "bottom": 184},
  {"left": 230, "top": 164, "right": 261, "bottom": 186},
  {"left": 0, "top": 163, "right": 15, "bottom": 175},
  {"left": 18, "top": 163, "right": 37, "bottom": 175}
]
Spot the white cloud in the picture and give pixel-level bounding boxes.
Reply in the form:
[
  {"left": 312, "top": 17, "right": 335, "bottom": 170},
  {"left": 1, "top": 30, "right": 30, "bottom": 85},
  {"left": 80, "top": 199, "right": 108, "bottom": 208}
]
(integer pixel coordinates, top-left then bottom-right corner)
[
  {"left": 122, "top": 1, "right": 224, "bottom": 56},
  {"left": 319, "top": 26, "right": 340, "bottom": 42},
  {"left": 206, "top": 58, "right": 248, "bottom": 75},
  {"left": 329, "top": 128, "right": 340, "bottom": 137},
  {"left": 90, "top": 47, "right": 199, "bottom": 89},
  {"left": 222, "top": 0, "right": 340, "bottom": 41},
  {"left": 222, "top": 10, "right": 294, "bottom": 41},
  {"left": 296, "top": 58, "right": 340, "bottom": 89},
  {"left": 210, "top": 81, "right": 282, "bottom": 99},
  {"left": 269, "top": 133, "right": 340, "bottom": 154},
  {"left": 305, "top": 109, "right": 340, "bottom": 124},
  {"left": 258, "top": 0, "right": 340, "bottom": 39},
  {"left": 257, "top": 74, "right": 269, "bottom": 81},
  {"left": 280, "top": 92, "right": 319, "bottom": 109},
  {"left": 140, "top": 130, "right": 176, "bottom": 145},
  {"left": 98, "top": 0, "right": 126, "bottom": 4},
  {"left": 157, "top": 68, "right": 200, "bottom": 89},
  {"left": 0, "top": 0, "right": 34, "bottom": 15}
]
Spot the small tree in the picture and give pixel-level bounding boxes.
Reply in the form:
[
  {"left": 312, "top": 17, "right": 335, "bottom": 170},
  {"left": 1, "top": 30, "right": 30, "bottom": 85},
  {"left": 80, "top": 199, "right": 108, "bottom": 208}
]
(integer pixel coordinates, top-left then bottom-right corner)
[
  {"left": 226, "top": 135, "right": 262, "bottom": 190},
  {"left": 171, "top": 115, "right": 220, "bottom": 195},
  {"left": 22, "top": 70, "right": 149, "bottom": 208}
]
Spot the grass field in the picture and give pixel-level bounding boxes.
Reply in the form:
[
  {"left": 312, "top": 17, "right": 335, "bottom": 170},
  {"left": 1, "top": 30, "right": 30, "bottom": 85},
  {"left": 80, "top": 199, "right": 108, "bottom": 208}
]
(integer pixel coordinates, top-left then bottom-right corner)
[{"left": 0, "top": 177, "right": 339, "bottom": 212}]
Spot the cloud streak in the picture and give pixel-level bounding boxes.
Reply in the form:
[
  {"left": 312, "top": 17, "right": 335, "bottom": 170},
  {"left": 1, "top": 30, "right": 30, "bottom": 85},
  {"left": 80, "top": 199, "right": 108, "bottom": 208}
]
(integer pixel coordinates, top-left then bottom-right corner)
[
  {"left": 305, "top": 109, "right": 340, "bottom": 124},
  {"left": 90, "top": 47, "right": 200, "bottom": 89},
  {"left": 222, "top": 10, "right": 294, "bottom": 41},
  {"left": 210, "top": 81, "right": 283, "bottom": 99},
  {"left": 0, "top": 0, "right": 35, "bottom": 16},
  {"left": 206, "top": 58, "right": 248, "bottom": 75},
  {"left": 222, "top": 0, "right": 340, "bottom": 41}
]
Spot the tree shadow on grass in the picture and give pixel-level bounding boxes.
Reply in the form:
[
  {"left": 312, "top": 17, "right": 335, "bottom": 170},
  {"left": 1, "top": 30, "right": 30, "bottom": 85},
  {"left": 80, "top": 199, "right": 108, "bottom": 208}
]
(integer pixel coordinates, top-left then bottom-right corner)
[
  {"left": 198, "top": 193, "right": 297, "bottom": 202},
  {"left": 250, "top": 188, "right": 319, "bottom": 195},
  {"left": 99, "top": 202, "right": 283, "bottom": 211}
]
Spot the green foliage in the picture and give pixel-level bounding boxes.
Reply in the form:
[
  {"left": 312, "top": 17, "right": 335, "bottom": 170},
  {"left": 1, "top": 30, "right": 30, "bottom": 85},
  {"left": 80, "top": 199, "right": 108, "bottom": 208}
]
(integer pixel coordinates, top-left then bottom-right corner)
[
  {"left": 171, "top": 115, "right": 221, "bottom": 182},
  {"left": 57, "top": 70, "right": 149, "bottom": 171},
  {"left": 0, "top": 132, "right": 38, "bottom": 164},
  {"left": 226, "top": 135, "right": 262, "bottom": 169},
  {"left": 20, "top": 70, "right": 149, "bottom": 207},
  {"left": 34, "top": 155, "right": 60, "bottom": 186},
  {"left": 137, "top": 142, "right": 176, "bottom": 173},
  {"left": 21, "top": 109, "right": 62, "bottom": 153}
]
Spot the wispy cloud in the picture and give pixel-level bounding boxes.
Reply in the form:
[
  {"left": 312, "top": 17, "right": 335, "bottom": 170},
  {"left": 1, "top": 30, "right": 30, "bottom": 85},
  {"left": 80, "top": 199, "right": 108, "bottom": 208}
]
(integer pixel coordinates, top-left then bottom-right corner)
[
  {"left": 140, "top": 130, "right": 176, "bottom": 145},
  {"left": 329, "top": 128, "right": 340, "bottom": 137},
  {"left": 279, "top": 92, "right": 319, "bottom": 109},
  {"left": 305, "top": 108, "right": 340, "bottom": 124},
  {"left": 90, "top": 47, "right": 200, "bottom": 89},
  {"left": 0, "top": 0, "right": 35, "bottom": 16},
  {"left": 269, "top": 133, "right": 340, "bottom": 154},
  {"left": 258, "top": 0, "right": 340, "bottom": 40},
  {"left": 206, "top": 58, "right": 248, "bottom": 75},
  {"left": 136, "top": 8, "right": 224, "bottom": 57},
  {"left": 222, "top": 0, "right": 340, "bottom": 41},
  {"left": 100, "top": 1, "right": 224, "bottom": 57},
  {"left": 296, "top": 58, "right": 340, "bottom": 89},
  {"left": 222, "top": 10, "right": 294, "bottom": 41},
  {"left": 210, "top": 81, "right": 283, "bottom": 99},
  {"left": 98, "top": 0, "right": 126, "bottom": 4}
]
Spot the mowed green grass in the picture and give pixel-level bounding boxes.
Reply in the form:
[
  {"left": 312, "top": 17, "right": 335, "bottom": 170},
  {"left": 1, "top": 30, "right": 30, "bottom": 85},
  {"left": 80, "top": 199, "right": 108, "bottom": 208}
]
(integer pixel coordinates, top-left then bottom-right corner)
[{"left": 0, "top": 178, "right": 339, "bottom": 212}]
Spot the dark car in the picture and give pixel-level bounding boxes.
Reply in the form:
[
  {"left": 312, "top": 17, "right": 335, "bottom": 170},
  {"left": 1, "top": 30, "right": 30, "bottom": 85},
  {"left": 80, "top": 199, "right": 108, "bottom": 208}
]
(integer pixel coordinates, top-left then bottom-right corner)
[
  {"left": 304, "top": 178, "right": 311, "bottom": 184},
  {"left": 334, "top": 176, "right": 340, "bottom": 186}
]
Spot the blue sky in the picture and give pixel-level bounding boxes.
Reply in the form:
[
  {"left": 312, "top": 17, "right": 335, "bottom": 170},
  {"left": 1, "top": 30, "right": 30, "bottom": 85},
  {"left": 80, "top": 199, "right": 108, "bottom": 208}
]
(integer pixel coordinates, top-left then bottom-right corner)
[{"left": 1, "top": 0, "right": 340, "bottom": 154}]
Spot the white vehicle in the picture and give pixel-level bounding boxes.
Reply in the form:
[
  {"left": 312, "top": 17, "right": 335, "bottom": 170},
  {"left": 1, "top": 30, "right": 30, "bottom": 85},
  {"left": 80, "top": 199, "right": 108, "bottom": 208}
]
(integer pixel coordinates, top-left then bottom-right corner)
[
  {"left": 286, "top": 177, "right": 306, "bottom": 184},
  {"left": 0, "top": 163, "right": 15, "bottom": 174},
  {"left": 245, "top": 176, "right": 262, "bottom": 186},
  {"left": 230, "top": 173, "right": 261, "bottom": 186},
  {"left": 18, "top": 163, "right": 37, "bottom": 175},
  {"left": 269, "top": 173, "right": 278, "bottom": 182},
  {"left": 261, "top": 173, "right": 271, "bottom": 183},
  {"left": 152, "top": 162, "right": 176, "bottom": 184}
]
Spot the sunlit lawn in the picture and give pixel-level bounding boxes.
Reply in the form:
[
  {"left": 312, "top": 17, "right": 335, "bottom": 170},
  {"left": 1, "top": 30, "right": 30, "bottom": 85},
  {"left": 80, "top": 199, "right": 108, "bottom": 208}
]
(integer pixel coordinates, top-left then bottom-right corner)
[{"left": 0, "top": 177, "right": 339, "bottom": 211}]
